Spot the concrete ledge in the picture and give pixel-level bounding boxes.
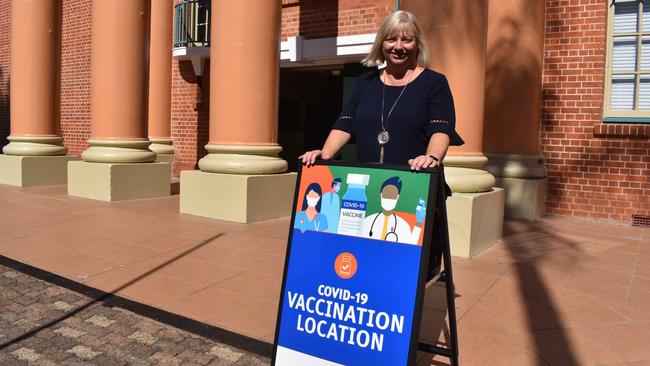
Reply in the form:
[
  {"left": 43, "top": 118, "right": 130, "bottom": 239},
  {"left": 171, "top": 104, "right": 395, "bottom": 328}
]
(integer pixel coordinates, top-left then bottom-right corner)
[
  {"left": 180, "top": 170, "right": 297, "bottom": 223},
  {"left": 155, "top": 153, "right": 174, "bottom": 165},
  {"left": 496, "top": 177, "right": 546, "bottom": 220},
  {"left": 68, "top": 161, "right": 171, "bottom": 201},
  {"left": 447, "top": 188, "right": 505, "bottom": 258},
  {"left": 0, "top": 155, "right": 78, "bottom": 187},
  {"left": 155, "top": 153, "right": 175, "bottom": 177}
]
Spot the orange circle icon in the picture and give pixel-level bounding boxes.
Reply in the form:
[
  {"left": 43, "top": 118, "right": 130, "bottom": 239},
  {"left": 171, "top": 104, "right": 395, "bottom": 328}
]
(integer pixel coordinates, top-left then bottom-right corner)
[{"left": 334, "top": 252, "right": 358, "bottom": 279}]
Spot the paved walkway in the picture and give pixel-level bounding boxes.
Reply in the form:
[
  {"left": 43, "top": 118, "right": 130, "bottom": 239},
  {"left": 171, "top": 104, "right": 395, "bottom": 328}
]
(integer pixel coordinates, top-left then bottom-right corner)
[
  {"left": 1, "top": 184, "right": 649, "bottom": 365},
  {"left": 0, "top": 264, "right": 269, "bottom": 365}
]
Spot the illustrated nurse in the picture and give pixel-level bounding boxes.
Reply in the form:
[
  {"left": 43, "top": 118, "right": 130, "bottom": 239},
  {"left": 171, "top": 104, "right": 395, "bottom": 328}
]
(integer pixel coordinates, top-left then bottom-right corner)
[{"left": 294, "top": 183, "right": 329, "bottom": 233}]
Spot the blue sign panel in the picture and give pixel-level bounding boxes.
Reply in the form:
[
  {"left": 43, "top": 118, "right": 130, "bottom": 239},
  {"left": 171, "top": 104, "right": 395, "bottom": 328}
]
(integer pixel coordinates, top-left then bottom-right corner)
[{"left": 273, "top": 163, "right": 436, "bottom": 366}]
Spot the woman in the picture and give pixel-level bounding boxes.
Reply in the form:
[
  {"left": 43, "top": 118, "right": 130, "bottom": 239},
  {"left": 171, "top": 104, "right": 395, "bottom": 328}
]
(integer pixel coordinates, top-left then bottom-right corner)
[
  {"left": 300, "top": 10, "right": 463, "bottom": 170},
  {"left": 300, "top": 10, "right": 463, "bottom": 282},
  {"left": 294, "top": 183, "right": 329, "bottom": 233}
]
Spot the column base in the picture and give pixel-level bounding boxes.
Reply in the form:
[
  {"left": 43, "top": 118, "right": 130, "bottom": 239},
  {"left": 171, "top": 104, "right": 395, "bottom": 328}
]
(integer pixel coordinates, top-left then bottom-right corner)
[
  {"left": 444, "top": 167, "right": 496, "bottom": 193},
  {"left": 3, "top": 136, "right": 67, "bottom": 156},
  {"left": 443, "top": 155, "right": 496, "bottom": 193},
  {"left": 198, "top": 144, "right": 288, "bottom": 174},
  {"left": 495, "top": 177, "right": 546, "bottom": 220},
  {"left": 155, "top": 153, "right": 175, "bottom": 177},
  {"left": 155, "top": 153, "right": 174, "bottom": 165},
  {"left": 0, "top": 155, "right": 78, "bottom": 187},
  {"left": 485, "top": 153, "right": 547, "bottom": 220},
  {"left": 81, "top": 139, "right": 156, "bottom": 163},
  {"left": 447, "top": 188, "right": 505, "bottom": 258},
  {"left": 67, "top": 161, "right": 171, "bottom": 201},
  {"left": 149, "top": 138, "right": 174, "bottom": 155},
  {"left": 180, "top": 170, "right": 297, "bottom": 223}
]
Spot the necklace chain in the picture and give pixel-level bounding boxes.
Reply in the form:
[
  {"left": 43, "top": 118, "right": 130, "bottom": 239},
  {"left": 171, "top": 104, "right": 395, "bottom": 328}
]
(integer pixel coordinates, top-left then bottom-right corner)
[
  {"left": 378, "top": 68, "right": 415, "bottom": 163},
  {"left": 380, "top": 69, "right": 413, "bottom": 133}
]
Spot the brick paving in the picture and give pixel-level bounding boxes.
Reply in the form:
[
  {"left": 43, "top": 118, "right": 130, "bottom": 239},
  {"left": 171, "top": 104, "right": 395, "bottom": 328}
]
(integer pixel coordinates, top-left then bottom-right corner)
[{"left": 0, "top": 264, "right": 271, "bottom": 366}]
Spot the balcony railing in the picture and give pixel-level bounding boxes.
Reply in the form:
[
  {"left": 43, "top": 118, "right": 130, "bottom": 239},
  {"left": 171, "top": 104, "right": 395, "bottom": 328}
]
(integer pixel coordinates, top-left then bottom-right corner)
[{"left": 174, "top": 0, "right": 210, "bottom": 48}]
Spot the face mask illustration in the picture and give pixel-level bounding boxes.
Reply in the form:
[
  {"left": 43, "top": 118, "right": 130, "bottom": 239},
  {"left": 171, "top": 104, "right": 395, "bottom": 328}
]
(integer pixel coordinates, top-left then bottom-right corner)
[
  {"left": 381, "top": 197, "right": 398, "bottom": 211},
  {"left": 307, "top": 197, "right": 320, "bottom": 207}
]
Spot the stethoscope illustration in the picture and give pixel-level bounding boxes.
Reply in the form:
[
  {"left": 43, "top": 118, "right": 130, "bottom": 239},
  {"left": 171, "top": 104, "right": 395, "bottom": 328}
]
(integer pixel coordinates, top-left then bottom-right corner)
[
  {"left": 368, "top": 212, "right": 399, "bottom": 242},
  {"left": 299, "top": 211, "right": 322, "bottom": 231}
]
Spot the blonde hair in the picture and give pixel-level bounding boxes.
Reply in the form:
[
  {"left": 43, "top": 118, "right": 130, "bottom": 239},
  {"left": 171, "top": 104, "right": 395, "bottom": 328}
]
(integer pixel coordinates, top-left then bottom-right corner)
[{"left": 362, "top": 10, "right": 429, "bottom": 68}]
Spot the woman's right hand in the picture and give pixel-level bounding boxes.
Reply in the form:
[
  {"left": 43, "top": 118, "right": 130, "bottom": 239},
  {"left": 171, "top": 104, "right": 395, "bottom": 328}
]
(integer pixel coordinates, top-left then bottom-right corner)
[
  {"left": 299, "top": 150, "right": 330, "bottom": 166},
  {"left": 299, "top": 130, "right": 351, "bottom": 166}
]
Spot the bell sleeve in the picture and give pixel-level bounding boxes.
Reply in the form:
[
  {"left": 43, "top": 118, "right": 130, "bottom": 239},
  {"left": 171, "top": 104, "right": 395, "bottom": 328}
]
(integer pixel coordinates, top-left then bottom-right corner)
[{"left": 425, "top": 74, "right": 464, "bottom": 146}]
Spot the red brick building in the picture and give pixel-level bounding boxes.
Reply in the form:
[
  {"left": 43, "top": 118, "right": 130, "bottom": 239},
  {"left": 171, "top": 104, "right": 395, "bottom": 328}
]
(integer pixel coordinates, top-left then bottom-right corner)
[
  {"left": 0, "top": 0, "right": 648, "bottom": 226},
  {"left": 541, "top": 0, "right": 650, "bottom": 223}
]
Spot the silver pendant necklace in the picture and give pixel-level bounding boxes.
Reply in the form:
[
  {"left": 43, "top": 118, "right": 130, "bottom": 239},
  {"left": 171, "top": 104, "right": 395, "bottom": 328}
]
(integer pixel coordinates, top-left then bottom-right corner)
[{"left": 379, "top": 68, "right": 414, "bottom": 163}]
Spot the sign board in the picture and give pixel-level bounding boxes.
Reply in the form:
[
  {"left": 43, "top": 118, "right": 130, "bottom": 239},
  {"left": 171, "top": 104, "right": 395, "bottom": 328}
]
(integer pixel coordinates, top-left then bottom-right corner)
[{"left": 272, "top": 162, "right": 440, "bottom": 366}]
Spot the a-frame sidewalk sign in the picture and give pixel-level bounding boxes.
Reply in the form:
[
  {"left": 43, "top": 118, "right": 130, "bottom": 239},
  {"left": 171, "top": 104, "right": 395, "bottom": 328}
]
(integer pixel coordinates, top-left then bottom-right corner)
[{"left": 272, "top": 161, "right": 459, "bottom": 366}]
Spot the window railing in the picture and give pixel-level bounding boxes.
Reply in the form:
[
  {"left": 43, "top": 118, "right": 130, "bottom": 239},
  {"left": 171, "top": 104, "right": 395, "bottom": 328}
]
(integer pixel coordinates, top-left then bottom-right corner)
[{"left": 174, "top": 0, "right": 210, "bottom": 48}]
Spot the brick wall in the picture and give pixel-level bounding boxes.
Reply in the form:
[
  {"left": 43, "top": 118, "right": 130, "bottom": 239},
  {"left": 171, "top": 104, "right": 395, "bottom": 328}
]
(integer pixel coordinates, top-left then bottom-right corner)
[
  {"left": 541, "top": 0, "right": 650, "bottom": 223},
  {"left": 60, "top": 0, "right": 92, "bottom": 156},
  {"left": 281, "top": 0, "right": 394, "bottom": 40},
  {"left": 0, "top": 0, "right": 10, "bottom": 147},
  {"left": 171, "top": 60, "right": 209, "bottom": 176}
]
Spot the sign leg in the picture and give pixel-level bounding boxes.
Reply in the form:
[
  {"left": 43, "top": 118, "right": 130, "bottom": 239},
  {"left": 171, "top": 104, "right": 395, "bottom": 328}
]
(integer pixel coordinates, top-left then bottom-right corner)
[
  {"left": 437, "top": 169, "right": 459, "bottom": 366},
  {"left": 417, "top": 167, "right": 460, "bottom": 365}
]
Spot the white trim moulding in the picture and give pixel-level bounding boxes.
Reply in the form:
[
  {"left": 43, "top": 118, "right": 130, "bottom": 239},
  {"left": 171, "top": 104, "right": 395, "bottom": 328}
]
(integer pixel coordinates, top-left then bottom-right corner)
[{"left": 172, "top": 46, "right": 210, "bottom": 76}]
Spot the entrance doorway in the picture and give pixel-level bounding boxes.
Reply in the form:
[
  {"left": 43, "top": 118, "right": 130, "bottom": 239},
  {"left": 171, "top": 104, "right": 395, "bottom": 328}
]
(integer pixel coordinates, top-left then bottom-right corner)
[
  {"left": 279, "top": 63, "right": 372, "bottom": 171},
  {"left": 279, "top": 67, "right": 343, "bottom": 172}
]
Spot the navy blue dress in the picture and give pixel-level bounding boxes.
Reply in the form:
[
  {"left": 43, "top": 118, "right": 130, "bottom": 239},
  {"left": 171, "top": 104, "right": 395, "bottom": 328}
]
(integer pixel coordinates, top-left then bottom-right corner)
[{"left": 333, "top": 68, "right": 464, "bottom": 165}]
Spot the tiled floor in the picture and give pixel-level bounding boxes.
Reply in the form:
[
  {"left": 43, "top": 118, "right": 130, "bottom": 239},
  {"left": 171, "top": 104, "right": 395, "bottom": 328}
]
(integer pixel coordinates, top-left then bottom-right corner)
[{"left": 1, "top": 184, "right": 649, "bottom": 365}]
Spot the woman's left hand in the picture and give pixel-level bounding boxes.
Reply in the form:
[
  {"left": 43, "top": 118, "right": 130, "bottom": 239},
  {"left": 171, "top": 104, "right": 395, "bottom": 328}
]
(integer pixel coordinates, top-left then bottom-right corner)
[{"left": 408, "top": 155, "right": 439, "bottom": 171}]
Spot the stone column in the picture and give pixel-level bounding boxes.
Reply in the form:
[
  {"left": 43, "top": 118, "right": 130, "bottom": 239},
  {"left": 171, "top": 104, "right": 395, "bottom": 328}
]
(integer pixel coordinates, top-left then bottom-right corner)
[
  {"left": 483, "top": 0, "right": 547, "bottom": 220},
  {"left": 401, "top": 0, "right": 504, "bottom": 257},
  {"left": 82, "top": 0, "right": 153, "bottom": 163},
  {"left": 198, "top": 0, "right": 286, "bottom": 174},
  {"left": 67, "top": 0, "right": 170, "bottom": 201},
  {"left": 148, "top": 0, "right": 174, "bottom": 163},
  {"left": 180, "top": 0, "right": 295, "bottom": 223},
  {"left": 0, "top": 0, "right": 77, "bottom": 187}
]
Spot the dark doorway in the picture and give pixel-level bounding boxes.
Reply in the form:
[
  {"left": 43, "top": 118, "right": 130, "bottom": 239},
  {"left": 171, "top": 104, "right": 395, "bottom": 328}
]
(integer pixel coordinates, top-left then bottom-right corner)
[
  {"left": 279, "top": 67, "right": 343, "bottom": 172},
  {"left": 278, "top": 63, "right": 375, "bottom": 171}
]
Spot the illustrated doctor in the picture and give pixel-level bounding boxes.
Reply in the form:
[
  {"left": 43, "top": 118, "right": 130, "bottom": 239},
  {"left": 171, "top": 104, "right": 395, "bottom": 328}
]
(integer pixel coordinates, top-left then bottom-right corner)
[
  {"left": 362, "top": 176, "right": 425, "bottom": 245},
  {"left": 321, "top": 178, "right": 342, "bottom": 234}
]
